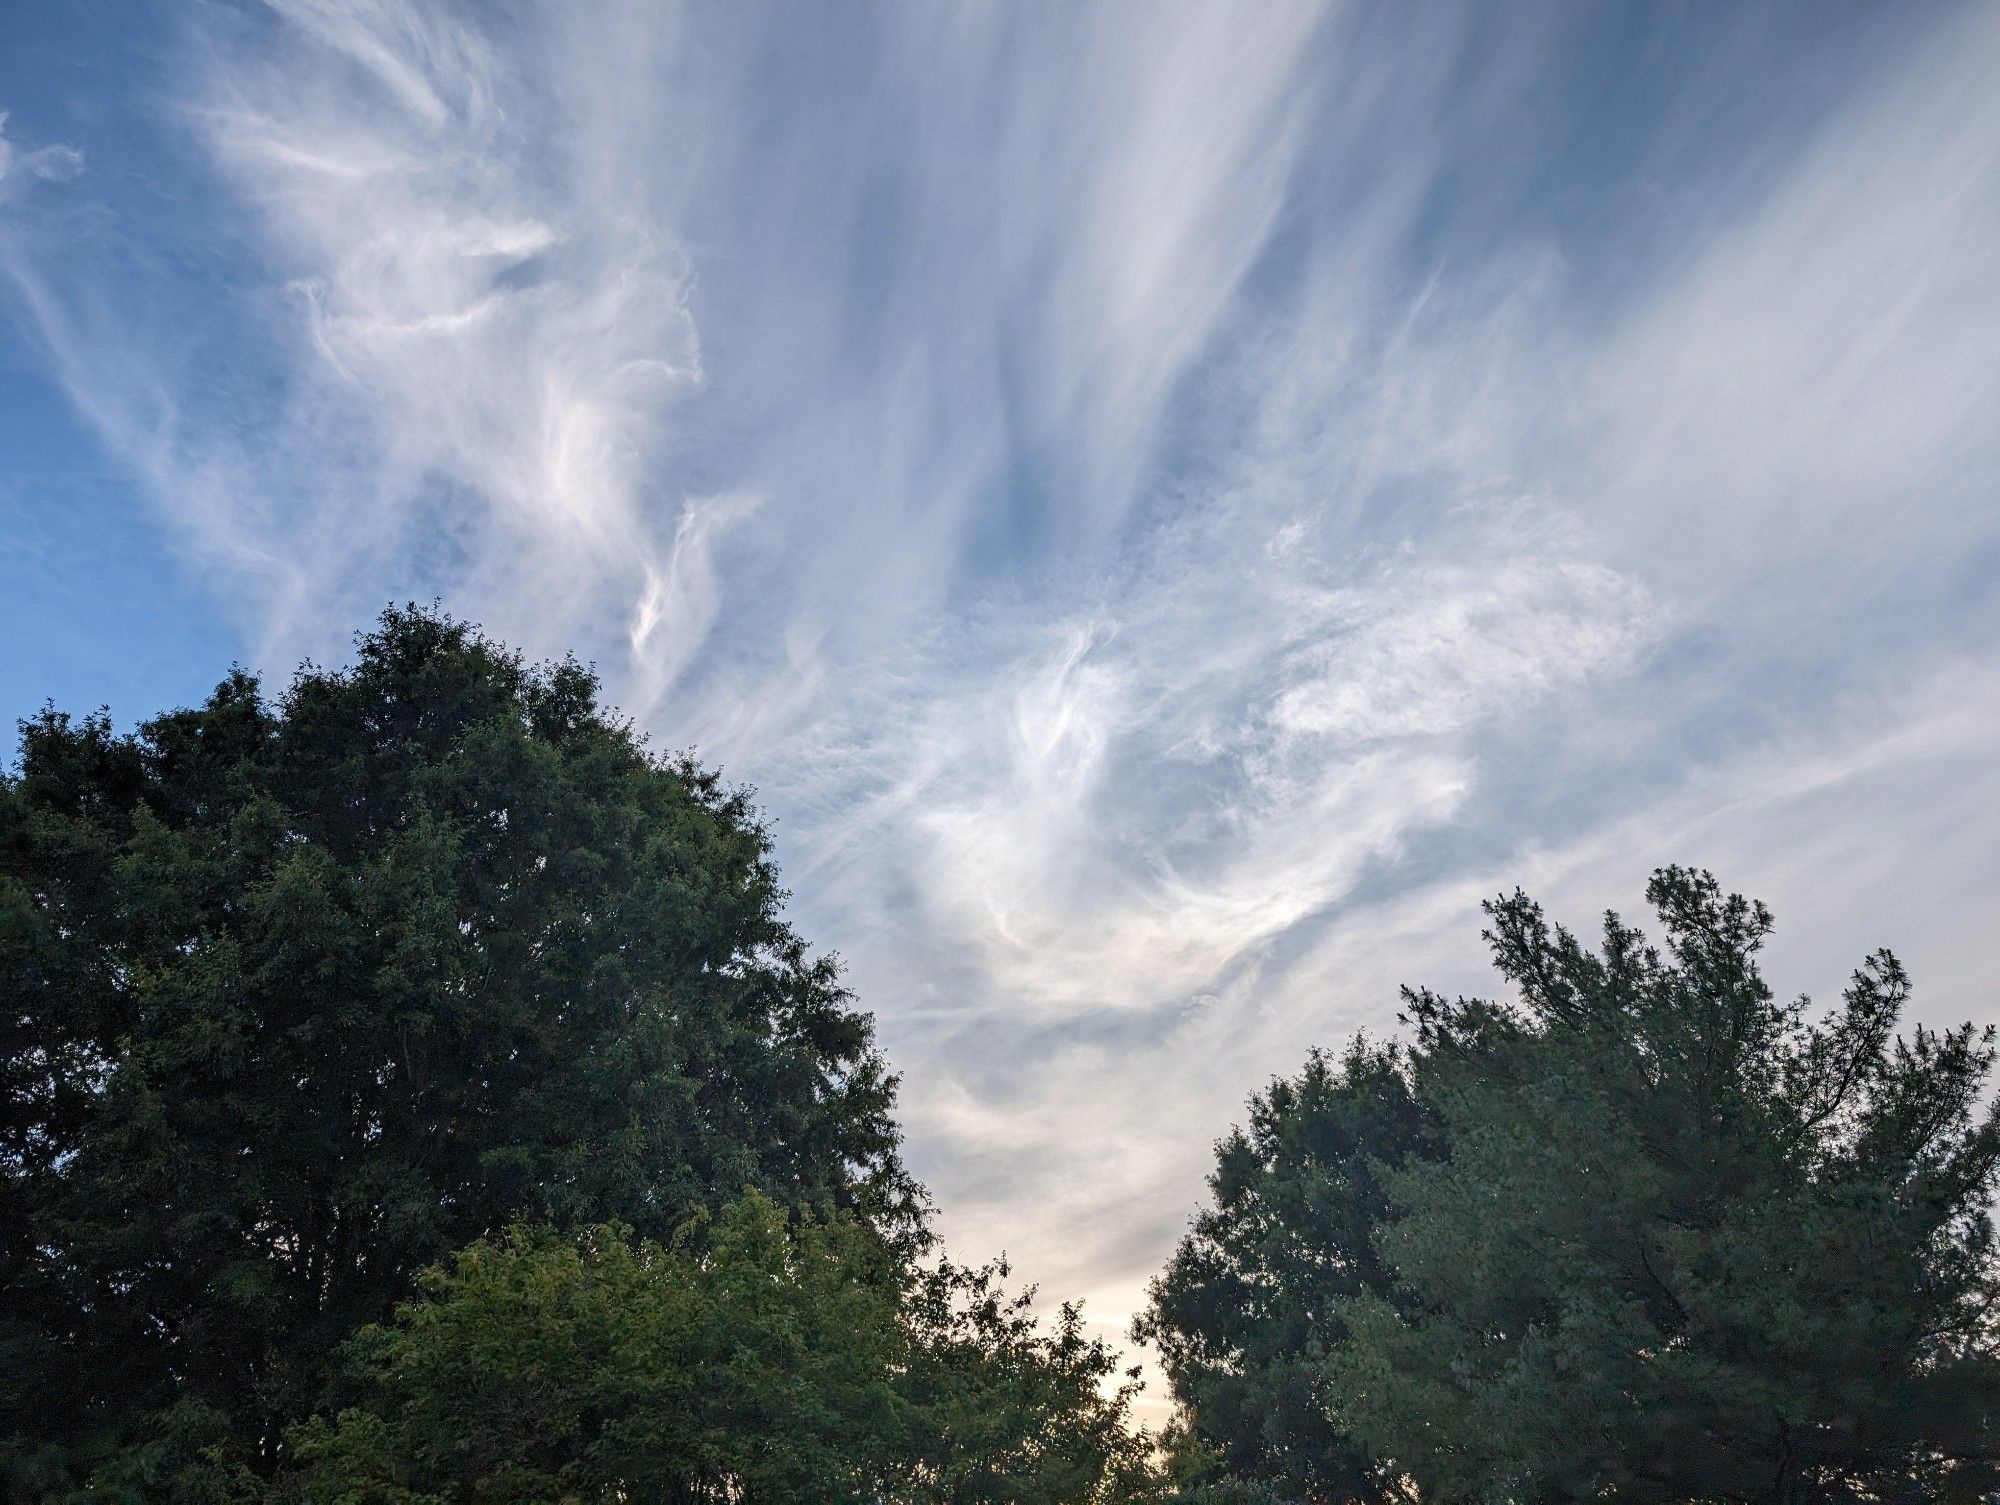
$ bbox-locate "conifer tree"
[1148,869,2000,1503]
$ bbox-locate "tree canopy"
[1144,868,2000,1504]
[1,608,918,1495]
[290,1192,1152,1505]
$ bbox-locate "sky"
[3,0,1999,1418]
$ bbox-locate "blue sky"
[4,1,1999,1400]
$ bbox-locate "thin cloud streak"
[198,0,712,674]
[0,113,84,201]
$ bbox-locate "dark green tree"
[1135,1042,1429,1504]
[1,607,915,1496]
[1147,868,2000,1503]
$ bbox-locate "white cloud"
[193,0,709,683]
[0,113,84,202]
[809,529,1654,1025]
[1572,1,2000,615]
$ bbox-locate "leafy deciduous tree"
[290,1195,906,1505]
[1,608,914,1494]
[290,1193,1156,1505]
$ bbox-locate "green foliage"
[1148,868,2000,1503]
[1135,1041,1429,1504]
[1,608,915,1494]
[287,1193,1154,1505]
[901,1256,1158,1505]
[288,1194,906,1504]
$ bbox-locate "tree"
[289,1195,1157,1505]
[1146,868,2000,1503]
[1135,1042,1429,1504]
[1,607,916,1495]
[289,1195,908,1505]
[900,1256,1158,1505]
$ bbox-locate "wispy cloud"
[195,0,717,670]
[797,508,1654,1027]
[6,3,723,688]
[0,113,83,202]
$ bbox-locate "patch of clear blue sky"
[2,1,248,733]
[0,343,242,732]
